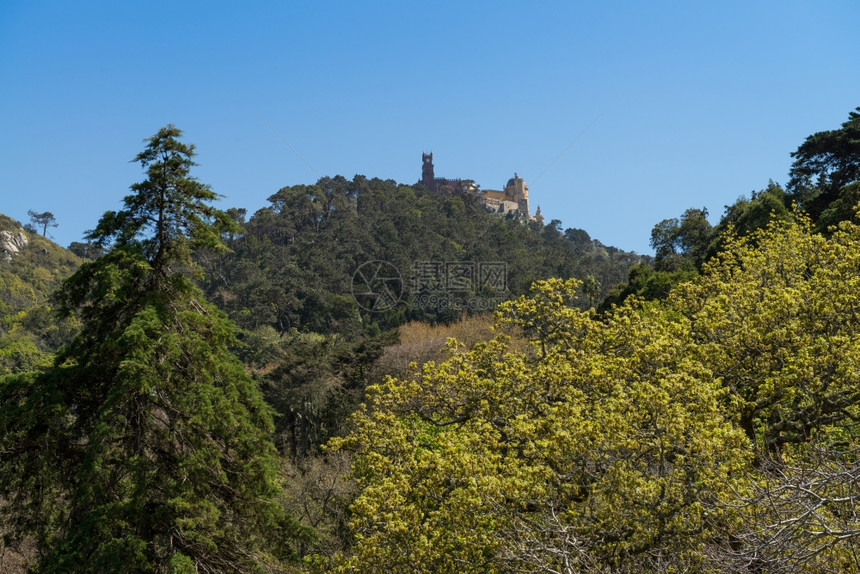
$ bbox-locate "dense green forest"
[195,172,642,458]
[0,216,81,375]
[2,108,860,572]
[201,173,640,333]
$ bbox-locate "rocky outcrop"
[1,229,28,261]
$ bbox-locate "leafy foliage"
[0,215,81,375]
[320,208,860,572]
[600,209,711,310]
[0,126,306,573]
[650,208,713,271]
[324,279,750,572]
[7,110,860,572]
[788,107,860,228]
[193,176,641,462]
[674,213,860,457]
[200,176,640,336]
[712,181,791,243]
[86,126,237,278]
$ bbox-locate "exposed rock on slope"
[0,229,28,261]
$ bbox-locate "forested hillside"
[200,174,639,335]
[0,214,81,376]
[322,213,860,572]
[3,109,860,573]
[0,128,640,572]
[190,174,642,459]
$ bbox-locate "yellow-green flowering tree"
[673,214,860,457]
[324,279,749,573]
[672,214,860,571]
[320,211,860,573]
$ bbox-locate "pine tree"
[1,126,307,573]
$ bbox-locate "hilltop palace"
[420,153,543,223]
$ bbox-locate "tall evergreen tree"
[0,126,306,573]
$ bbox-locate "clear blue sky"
[2,1,859,254]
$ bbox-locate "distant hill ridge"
[198,174,642,335]
[0,213,81,375]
